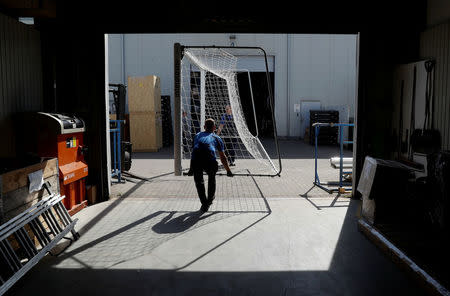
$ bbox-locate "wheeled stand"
[313,123,354,194]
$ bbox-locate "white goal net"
[179,47,280,176]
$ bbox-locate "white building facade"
[108,33,357,138]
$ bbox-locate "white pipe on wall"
[286,34,291,137]
[122,34,126,85]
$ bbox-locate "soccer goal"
[173,44,281,177]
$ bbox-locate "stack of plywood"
[127,75,162,152]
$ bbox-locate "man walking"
[188,118,233,212]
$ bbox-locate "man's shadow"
[152,211,216,234]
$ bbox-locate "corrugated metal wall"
[420,22,450,150]
[0,13,43,157]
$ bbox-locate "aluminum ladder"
[0,185,79,295]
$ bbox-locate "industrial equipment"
[109,84,132,173]
[309,110,339,145]
[26,112,88,211]
[110,119,125,183]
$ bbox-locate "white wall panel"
[108,34,124,84]
[288,35,357,138]
[108,33,357,137]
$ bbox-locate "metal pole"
[339,125,344,188]
[200,70,206,130]
[245,69,258,137]
[236,69,259,137]
[113,124,117,176]
[117,121,122,182]
[174,43,182,176]
[315,125,319,185]
[262,48,282,176]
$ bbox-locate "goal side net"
[174,45,281,176]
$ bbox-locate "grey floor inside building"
[6,140,424,296]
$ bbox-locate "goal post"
[174,44,282,177]
[174,43,182,176]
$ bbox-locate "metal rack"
[110,120,125,183]
[309,110,339,145]
[313,123,355,194]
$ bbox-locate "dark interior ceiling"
[0,0,427,34]
[82,1,426,34]
[0,0,55,18]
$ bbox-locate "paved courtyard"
[6,140,423,295]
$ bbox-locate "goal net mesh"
[180,47,279,175]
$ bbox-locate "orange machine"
[33,112,88,212]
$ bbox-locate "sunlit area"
[103,34,356,274]
[1,1,450,295]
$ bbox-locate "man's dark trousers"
[192,159,218,206]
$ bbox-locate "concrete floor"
[6,140,423,295]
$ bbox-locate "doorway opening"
[104,33,359,197]
[237,72,275,138]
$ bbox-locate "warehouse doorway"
[237,72,275,138]
[104,34,359,197]
[235,55,275,138]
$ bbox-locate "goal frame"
[174,43,282,177]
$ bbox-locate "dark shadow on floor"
[5,198,423,296]
[7,262,423,296]
[152,211,216,234]
[79,169,187,240]
[300,191,350,210]
[76,180,147,237]
[327,198,425,295]
[6,155,427,296]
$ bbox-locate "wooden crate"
[128,75,161,113]
[127,75,162,152]
[129,112,162,152]
[0,158,59,250]
[0,158,59,223]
